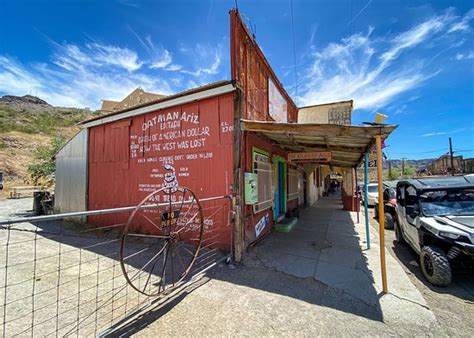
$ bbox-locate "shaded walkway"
[90,196,441,335]
[247,195,437,328]
[251,195,377,306]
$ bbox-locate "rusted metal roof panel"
[241,119,397,168]
[230,9,298,123]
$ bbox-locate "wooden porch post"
[375,135,388,293]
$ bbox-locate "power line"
[387,148,448,155]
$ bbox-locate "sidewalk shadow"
[212,195,384,322]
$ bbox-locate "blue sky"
[0,0,473,160]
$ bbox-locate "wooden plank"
[241,120,397,138]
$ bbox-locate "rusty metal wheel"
[120,186,204,296]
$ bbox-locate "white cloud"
[87,43,143,72]
[52,42,143,73]
[298,9,471,110]
[380,11,451,65]
[179,44,221,77]
[0,41,173,109]
[165,64,182,71]
[448,8,474,33]
[455,51,474,60]
[128,30,181,71]
[150,49,172,69]
[421,128,467,137]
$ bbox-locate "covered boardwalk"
[241,120,396,168]
[240,119,398,293]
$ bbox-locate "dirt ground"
[1,198,473,336]
[367,208,474,336]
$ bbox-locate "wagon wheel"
[120,186,204,296]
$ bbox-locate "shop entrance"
[273,157,286,222]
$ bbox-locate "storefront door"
[273,157,286,221]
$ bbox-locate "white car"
[362,183,378,207]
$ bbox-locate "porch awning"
[241,119,398,168]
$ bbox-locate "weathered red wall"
[87,92,235,248]
[243,132,298,243]
[230,9,298,123]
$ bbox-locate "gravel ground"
[366,207,474,336]
[133,258,442,337]
[0,198,150,337]
[0,198,226,337]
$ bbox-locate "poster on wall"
[255,213,270,238]
[268,78,287,123]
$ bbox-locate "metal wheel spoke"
[179,197,196,224]
[142,257,160,292]
[140,212,164,233]
[176,245,186,270]
[176,243,195,257]
[176,212,199,233]
[129,242,168,283]
[122,246,152,261]
[170,244,175,286]
[126,233,169,239]
[120,185,203,297]
[159,246,169,292]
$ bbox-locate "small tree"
[403,165,415,178]
[387,168,400,180]
[27,136,65,185]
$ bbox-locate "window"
[253,149,273,213]
[288,167,299,201]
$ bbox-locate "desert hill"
[0,94,100,198]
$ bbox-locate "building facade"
[100,88,166,113]
[55,10,395,260]
[427,154,464,175]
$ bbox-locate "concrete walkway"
[249,195,437,329]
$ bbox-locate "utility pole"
[388,159,392,180]
[401,158,406,178]
[449,137,455,176]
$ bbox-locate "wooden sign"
[288,151,332,163]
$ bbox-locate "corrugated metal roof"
[241,119,397,168]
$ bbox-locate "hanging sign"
[288,151,332,163]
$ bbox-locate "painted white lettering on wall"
[142,111,199,131]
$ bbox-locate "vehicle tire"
[394,220,405,244]
[384,213,394,230]
[374,206,379,220]
[420,246,452,287]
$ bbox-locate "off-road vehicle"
[394,176,474,286]
[374,180,398,229]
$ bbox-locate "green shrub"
[27,136,66,184]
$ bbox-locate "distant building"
[100,88,165,113]
[298,100,353,125]
[427,154,464,175]
[463,158,474,174]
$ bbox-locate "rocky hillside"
[0,95,100,197]
[383,158,433,171]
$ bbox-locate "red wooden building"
[55,10,395,260]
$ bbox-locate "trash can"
[33,191,46,215]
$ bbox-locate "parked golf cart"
[394,176,474,286]
[374,180,398,229]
